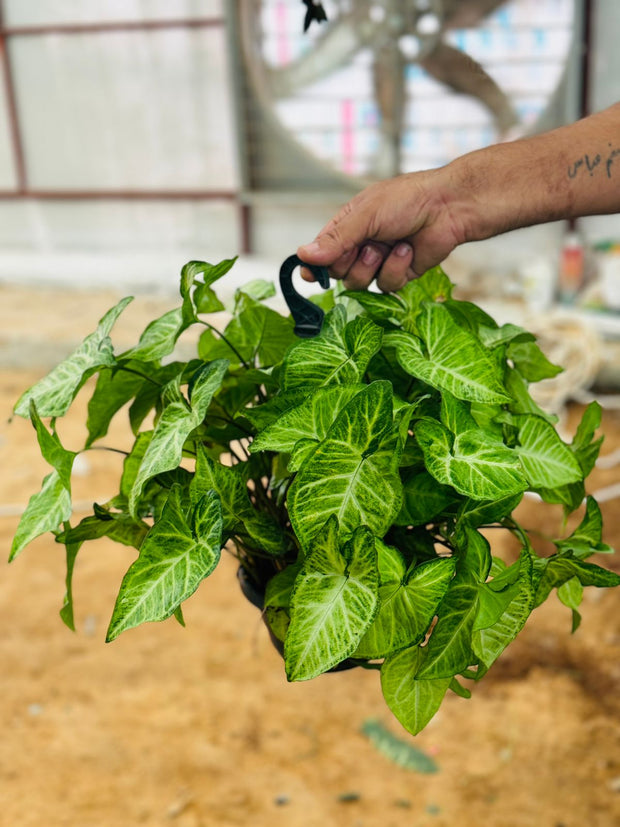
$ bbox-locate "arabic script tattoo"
[568,143,620,180]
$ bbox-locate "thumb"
[297,216,359,267]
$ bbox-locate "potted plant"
[9,257,619,735]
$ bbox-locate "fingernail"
[361,245,381,266]
[394,242,412,257]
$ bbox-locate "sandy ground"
[0,286,619,827]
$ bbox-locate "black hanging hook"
[279,254,330,338]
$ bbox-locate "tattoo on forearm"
[568,144,620,180]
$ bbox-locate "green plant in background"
[10,259,619,735]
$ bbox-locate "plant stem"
[116,365,162,387]
[199,319,250,369]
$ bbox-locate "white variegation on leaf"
[280,315,382,390]
[355,543,456,658]
[416,581,480,679]
[288,382,402,548]
[250,384,365,455]
[129,359,228,514]
[14,297,132,418]
[10,472,72,561]
[393,303,509,403]
[107,486,223,641]
[415,420,527,501]
[284,519,378,680]
[514,414,582,489]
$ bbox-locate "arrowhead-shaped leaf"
[107,486,223,640]
[391,303,508,403]
[250,384,365,455]
[415,420,527,501]
[10,472,72,561]
[507,340,562,382]
[514,414,582,489]
[555,496,612,557]
[281,315,382,391]
[416,581,480,679]
[395,470,457,527]
[288,381,402,548]
[355,545,455,658]
[533,553,620,607]
[14,297,132,418]
[129,359,228,513]
[10,407,77,560]
[122,308,189,363]
[473,548,535,672]
[381,645,452,736]
[284,520,378,680]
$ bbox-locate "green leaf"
[191,444,249,534]
[85,363,148,447]
[288,382,402,549]
[14,297,132,418]
[360,719,439,773]
[10,472,72,561]
[396,266,453,332]
[341,290,406,324]
[440,392,478,434]
[391,304,509,403]
[478,323,533,349]
[106,486,223,641]
[250,384,365,454]
[57,508,148,549]
[243,388,309,431]
[264,564,301,642]
[472,548,535,672]
[235,279,276,302]
[395,470,457,527]
[59,533,81,631]
[29,402,76,488]
[415,420,527,501]
[284,520,378,680]
[122,308,190,363]
[10,408,77,560]
[381,646,452,736]
[129,360,228,514]
[555,496,612,558]
[416,581,480,679]
[505,368,557,423]
[456,526,492,583]
[558,577,583,632]
[281,315,382,391]
[569,401,603,477]
[355,547,455,659]
[193,283,225,314]
[456,493,524,528]
[191,445,286,555]
[182,257,237,288]
[507,340,562,382]
[214,295,296,367]
[534,553,620,607]
[514,414,583,489]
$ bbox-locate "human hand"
[297,167,466,292]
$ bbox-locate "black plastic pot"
[237,566,359,673]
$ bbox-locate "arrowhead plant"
[10,259,619,735]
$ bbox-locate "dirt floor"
[0,286,619,827]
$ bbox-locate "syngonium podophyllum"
[10,259,620,735]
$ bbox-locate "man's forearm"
[448,102,620,244]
